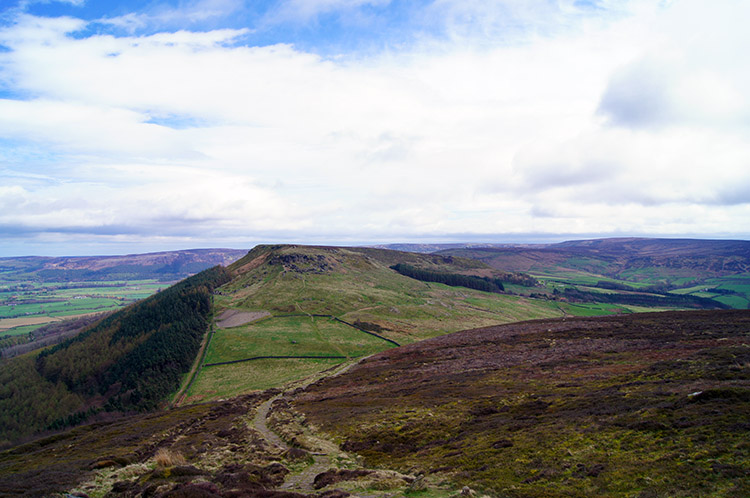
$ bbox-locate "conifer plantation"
[0,266,230,444]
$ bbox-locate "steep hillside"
[0,266,230,445]
[295,309,750,497]
[183,245,574,403]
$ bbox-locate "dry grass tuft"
[154,448,186,468]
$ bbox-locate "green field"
[205,315,390,363]
[185,357,346,402]
[0,280,167,337]
[529,269,750,310]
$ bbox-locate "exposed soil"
[215,309,271,328]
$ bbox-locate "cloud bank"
[0,0,749,255]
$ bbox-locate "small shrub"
[154,448,187,468]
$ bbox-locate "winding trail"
[250,356,374,492]
[281,452,331,492]
[252,395,286,449]
[253,394,331,493]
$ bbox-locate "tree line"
[37,265,231,414]
[0,265,233,443]
[558,287,729,309]
[391,263,505,293]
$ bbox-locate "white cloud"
[1,0,749,255]
[598,0,750,129]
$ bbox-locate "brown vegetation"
[293,310,750,497]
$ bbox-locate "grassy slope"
[218,245,564,343]
[294,309,750,498]
[204,315,389,362]
[187,245,572,401]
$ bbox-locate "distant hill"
[368,243,520,253]
[439,237,750,309]
[0,248,247,282]
[0,248,248,353]
[439,237,750,275]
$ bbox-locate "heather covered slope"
[294,309,750,497]
[0,310,747,497]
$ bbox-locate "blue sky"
[1,0,749,256]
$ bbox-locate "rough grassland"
[295,310,750,498]
[217,245,569,344]
[184,357,346,403]
[205,315,388,364]
[192,244,703,403]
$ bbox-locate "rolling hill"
[439,238,750,309]
[2,242,737,446]
[0,244,557,445]
[0,249,247,282]
[181,244,572,403]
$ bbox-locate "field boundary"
[204,354,348,367]
[172,322,216,407]
[178,312,401,405]
[275,313,401,347]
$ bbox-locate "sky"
[0,0,749,256]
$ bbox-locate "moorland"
[0,239,747,497]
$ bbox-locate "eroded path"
[280,453,331,492]
[252,395,286,449]
[251,360,368,492]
